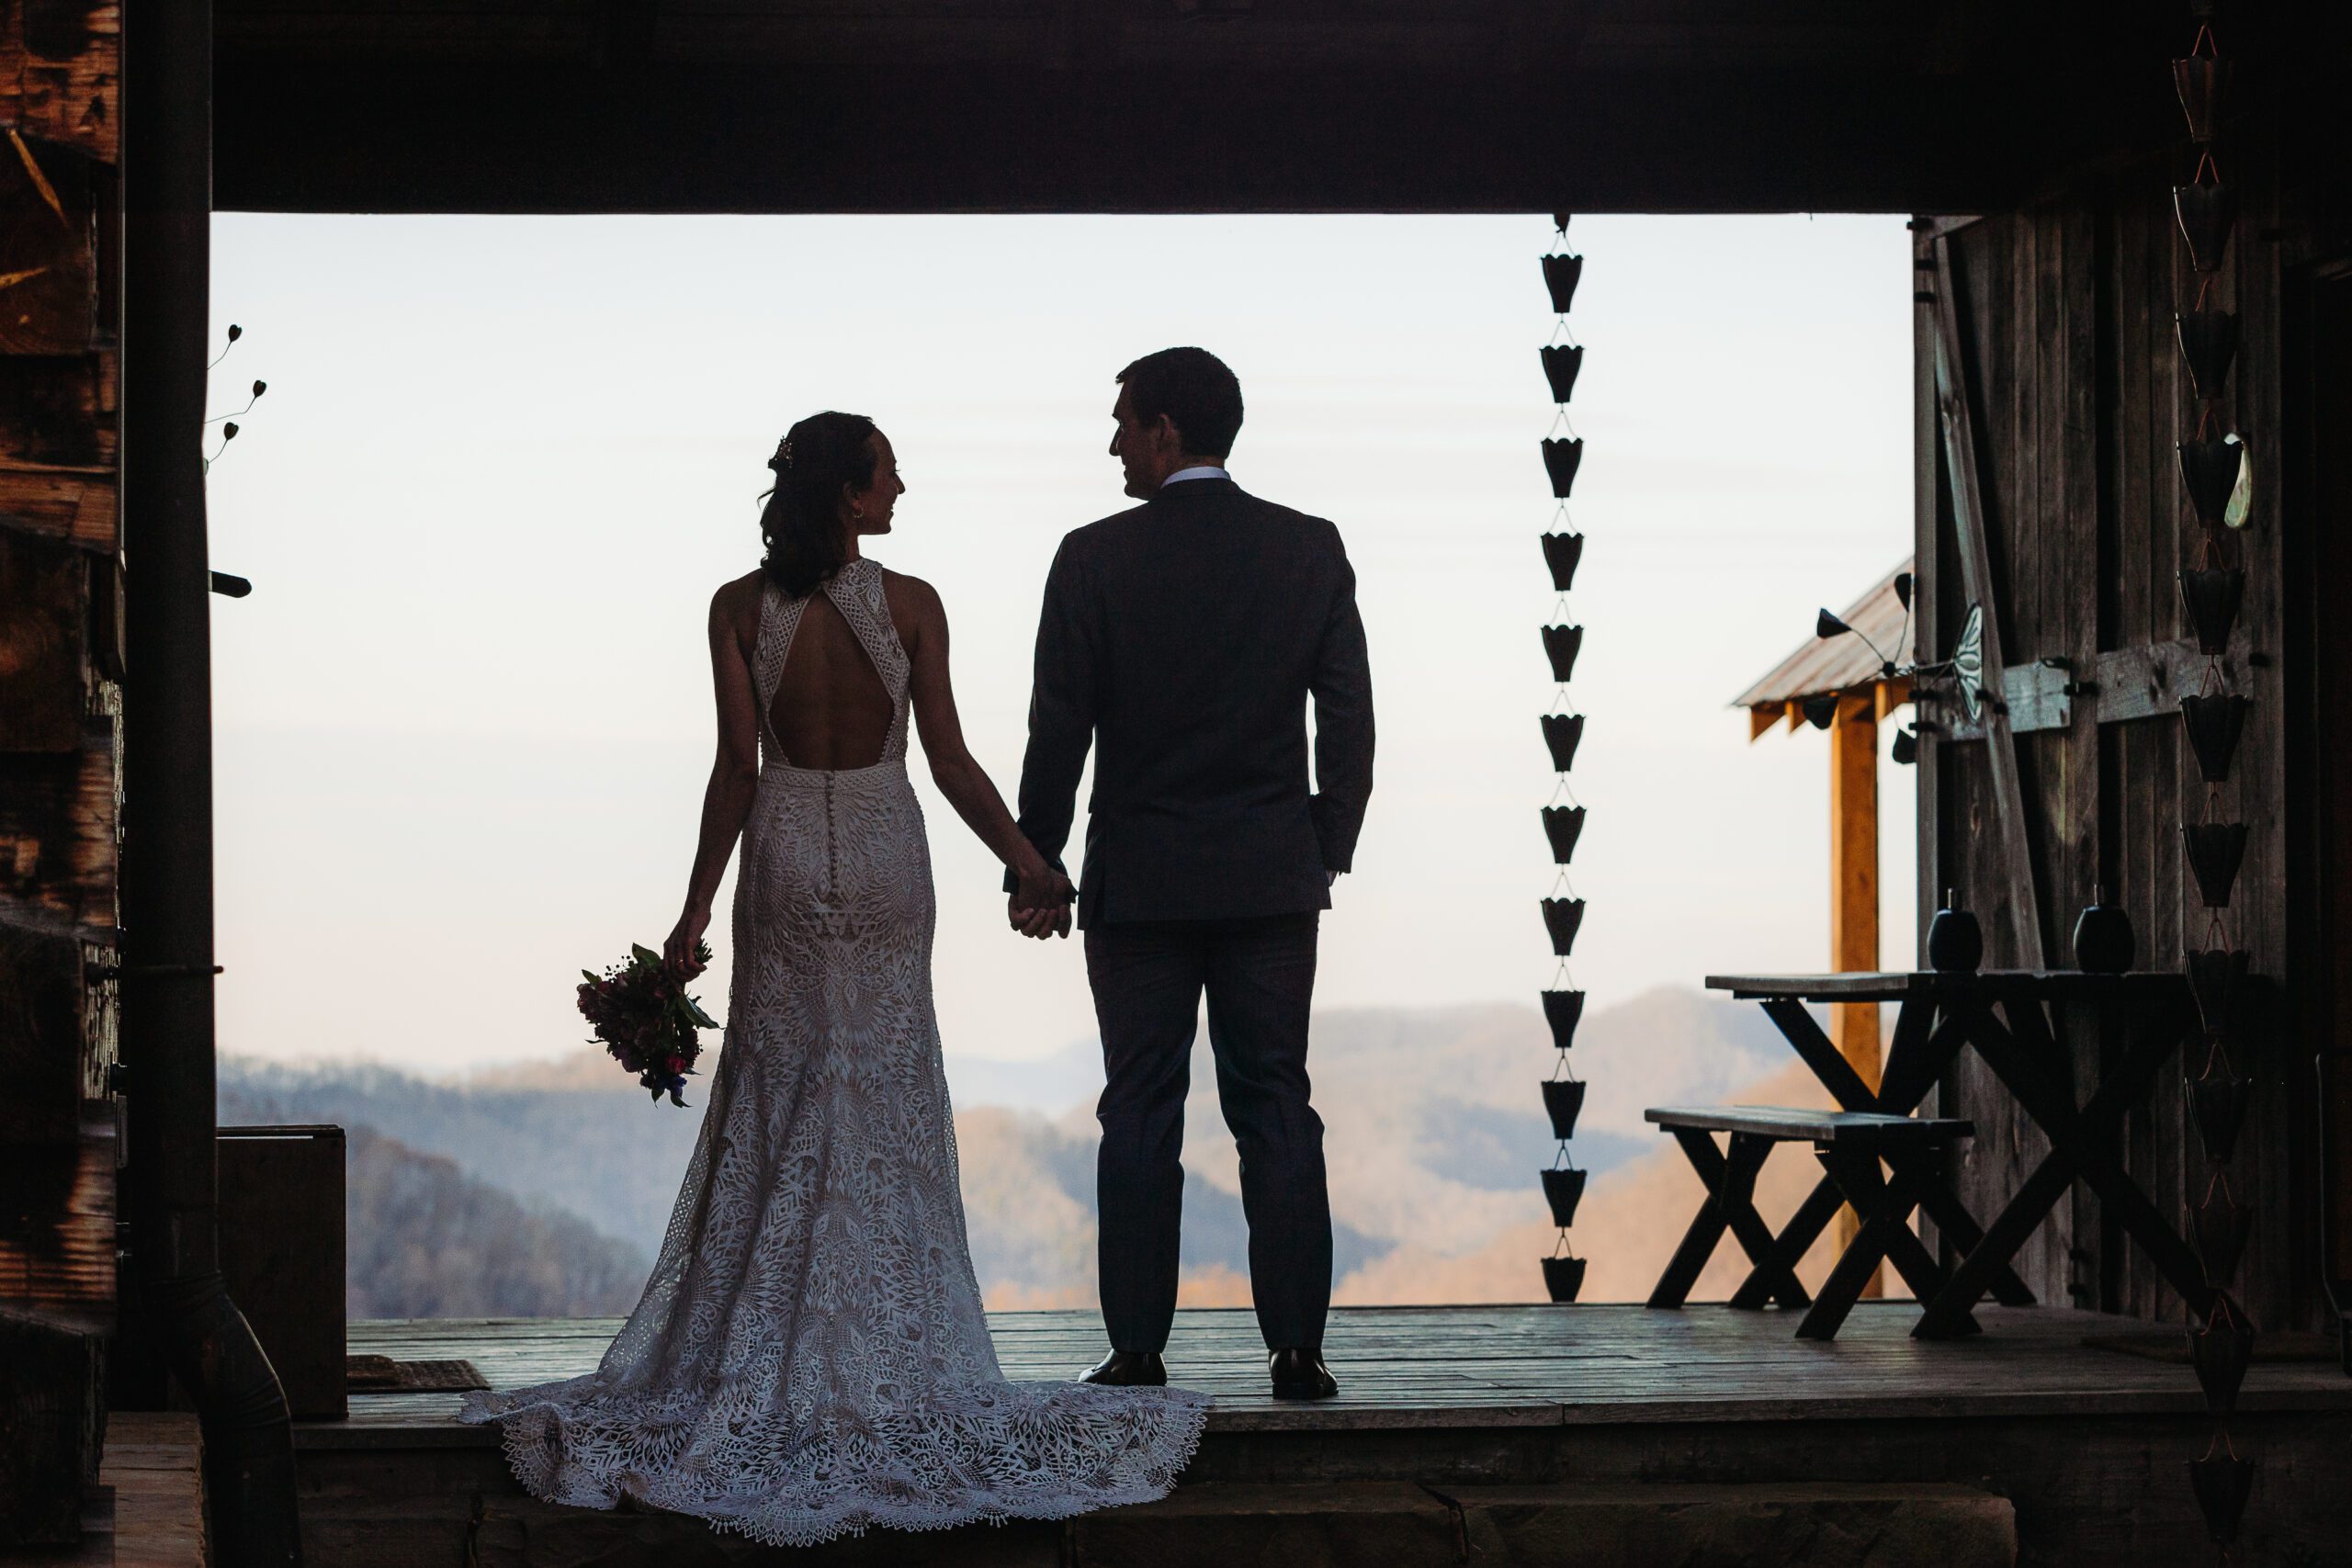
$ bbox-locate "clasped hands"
[1007,852,1075,941]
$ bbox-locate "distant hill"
[221,986,1814,1314]
[343,1127,650,1318]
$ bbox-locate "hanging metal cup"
[1542,897,1587,957]
[1543,805,1587,865]
[1542,988,1586,1050]
[2192,1192,2254,1286]
[1543,252,1584,314]
[2181,822,2249,909]
[1541,1166,1588,1227]
[1541,343,1585,404]
[2188,1071,2251,1166]
[2188,1453,2256,1546]
[1542,712,1585,773]
[2176,310,2239,401]
[2179,694,2252,784]
[1543,436,1584,499]
[2174,176,2238,275]
[2186,947,2251,1038]
[2176,567,2245,657]
[1542,1077,1586,1140]
[1543,531,1584,592]
[2187,1300,2256,1415]
[2173,53,2226,143]
[1543,624,1584,683]
[1541,1253,1587,1303]
[2177,436,2244,528]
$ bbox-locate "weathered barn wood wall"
[0,0,119,1546]
[1914,106,2335,1332]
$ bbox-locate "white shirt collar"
[1160,465,1229,488]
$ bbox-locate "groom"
[1006,347,1374,1401]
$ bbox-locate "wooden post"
[0,1,122,1545]
[1828,692,1883,1292]
[1930,235,2045,969]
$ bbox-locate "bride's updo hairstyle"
[760,411,878,600]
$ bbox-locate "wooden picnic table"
[1702,970,2207,1339]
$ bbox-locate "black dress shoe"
[1269,1347,1338,1401]
[1080,1349,1168,1387]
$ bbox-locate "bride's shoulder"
[711,568,765,611]
[707,569,766,634]
[876,567,945,646]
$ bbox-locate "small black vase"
[1927,891,1983,974]
[2072,887,2135,974]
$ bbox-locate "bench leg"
[1728,1175,1838,1311]
[1714,1134,1812,1311]
[1798,1145,1979,1341]
[1647,1131,1734,1309]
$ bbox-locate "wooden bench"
[1644,1105,1976,1340]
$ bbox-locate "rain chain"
[1538,213,1589,1304]
[2169,10,2258,1554]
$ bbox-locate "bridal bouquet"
[578,942,719,1106]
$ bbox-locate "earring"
[852,506,866,520]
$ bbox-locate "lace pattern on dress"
[462,558,1209,1546]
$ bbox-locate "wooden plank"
[100,1412,207,1568]
[0,463,117,547]
[0,1104,114,1315]
[322,1305,2352,1447]
[0,1303,106,1544]
[1826,694,1882,1092]
[1644,1107,1968,1145]
[0,3,122,164]
[0,919,84,1143]
[0,349,114,470]
[0,527,89,752]
[1931,232,2044,968]
[0,712,118,935]
[1939,657,2073,739]
[0,130,98,354]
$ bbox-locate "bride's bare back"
[766,588,895,771]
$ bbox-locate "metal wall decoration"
[2166,9,2259,1551]
[1538,213,1588,1304]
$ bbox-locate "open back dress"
[463,558,1210,1546]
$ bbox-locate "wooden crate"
[218,1125,346,1420]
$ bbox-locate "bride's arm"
[664,581,763,976]
[897,575,1071,938]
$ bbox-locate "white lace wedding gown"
[463,559,1209,1545]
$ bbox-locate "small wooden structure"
[1734,561,1918,1102]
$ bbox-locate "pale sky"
[204,213,1917,1077]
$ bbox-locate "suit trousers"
[1084,911,1331,1355]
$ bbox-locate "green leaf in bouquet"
[684,996,719,1030]
[630,942,661,965]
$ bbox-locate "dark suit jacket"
[1011,476,1374,928]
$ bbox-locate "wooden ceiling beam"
[211,54,2174,214]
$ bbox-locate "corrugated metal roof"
[1733,558,1917,709]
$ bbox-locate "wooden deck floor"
[302,1305,2352,1566]
[322,1302,2350,1443]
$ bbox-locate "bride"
[463,412,1210,1545]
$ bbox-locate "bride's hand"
[665,904,712,979]
[1009,861,1074,941]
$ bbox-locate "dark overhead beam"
[213,57,2174,216]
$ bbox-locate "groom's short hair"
[1117,348,1243,459]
